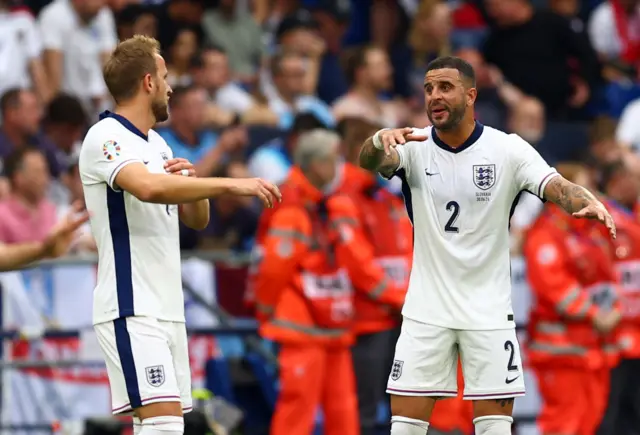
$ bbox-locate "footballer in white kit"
[78,37,280,433]
[359,56,616,435]
[80,111,193,415]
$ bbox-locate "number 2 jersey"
[387,122,557,330]
[79,111,184,325]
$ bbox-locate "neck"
[2,125,28,148]
[352,85,378,100]
[114,103,154,137]
[277,88,296,105]
[171,123,197,145]
[435,116,477,148]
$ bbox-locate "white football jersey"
[79,111,184,325]
[390,123,557,330]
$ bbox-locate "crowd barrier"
[0,253,541,434]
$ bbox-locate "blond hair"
[103,35,161,103]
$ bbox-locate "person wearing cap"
[250,129,359,435]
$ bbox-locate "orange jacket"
[251,167,357,346]
[607,200,640,358]
[337,163,412,334]
[523,204,619,369]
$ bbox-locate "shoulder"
[621,98,640,118]
[269,204,311,230]
[589,2,612,25]
[149,129,169,147]
[9,9,37,26]
[82,119,122,146]
[39,0,70,23]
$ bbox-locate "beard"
[427,103,466,131]
[152,99,169,123]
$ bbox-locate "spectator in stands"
[0,0,51,104]
[0,147,57,244]
[38,0,117,116]
[198,161,260,252]
[266,51,334,129]
[590,116,626,164]
[201,0,265,85]
[56,159,96,253]
[167,27,199,87]
[0,89,60,179]
[190,45,256,117]
[333,46,406,128]
[507,97,546,145]
[159,85,248,177]
[588,0,640,66]
[483,0,600,120]
[247,112,326,184]
[391,0,453,102]
[616,95,640,152]
[43,94,88,172]
[114,3,158,41]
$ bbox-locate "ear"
[467,87,477,107]
[142,73,154,93]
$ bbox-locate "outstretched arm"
[359,136,400,178]
[543,175,616,238]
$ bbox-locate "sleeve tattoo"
[358,136,399,177]
[543,175,599,214]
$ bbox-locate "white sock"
[390,416,430,434]
[139,416,184,434]
[133,417,142,435]
[473,415,513,435]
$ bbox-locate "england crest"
[391,360,403,381]
[473,164,496,190]
[145,365,165,387]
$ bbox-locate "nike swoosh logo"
[425,170,439,176]
[505,376,520,384]
[143,161,150,165]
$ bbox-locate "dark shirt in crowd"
[483,11,600,120]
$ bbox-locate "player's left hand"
[164,158,196,177]
[573,202,617,239]
[43,201,91,258]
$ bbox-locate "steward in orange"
[524,201,621,435]
[251,129,359,435]
[596,159,640,435]
[337,161,412,435]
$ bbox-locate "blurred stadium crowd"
[4,0,640,434]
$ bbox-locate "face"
[7,91,42,136]
[424,68,474,131]
[200,50,229,90]
[14,151,50,202]
[149,55,172,122]
[416,3,452,43]
[173,88,207,131]
[275,56,306,96]
[508,97,545,143]
[362,48,393,91]
[171,29,197,65]
[310,143,340,187]
[72,0,106,21]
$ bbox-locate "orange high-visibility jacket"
[524,204,620,369]
[251,168,357,346]
[607,200,640,359]
[337,163,413,334]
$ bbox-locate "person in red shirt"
[524,164,622,435]
[596,158,640,435]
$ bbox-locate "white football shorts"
[387,316,526,400]
[94,316,193,414]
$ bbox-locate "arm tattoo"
[358,136,398,177]
[495,398,515,408]
[544,176,598,214]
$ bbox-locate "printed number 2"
[504,340,519,372]
[444,201,460,233]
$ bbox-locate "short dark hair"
[189,45,225,70]
[3,146,45,182]
[168,84,198,109]
[291,113,326,134]
[46,94,87,127]
[0,88,24,115]
[425,56,476,88]
[344,45,376,87]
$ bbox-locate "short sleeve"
[79,128,143,190]
[38,5,65,50]
[509,134,558,199]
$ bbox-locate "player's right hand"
[378,127,428,156]
[230,178,282,208]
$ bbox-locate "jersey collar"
[99,111,148,142]
[431,121,484,154]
